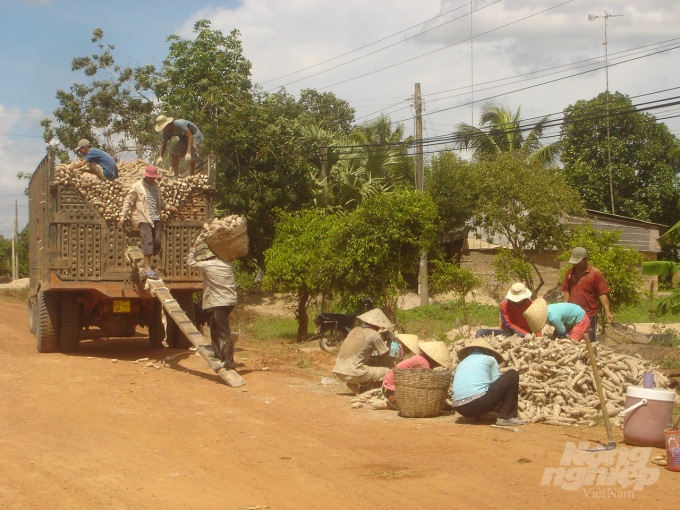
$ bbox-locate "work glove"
[184,153,192,163]
[155,156,163,166]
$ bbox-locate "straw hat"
[419,341,452,369]
[505,282,532,302]
[154,114,174,132]
[457,338,504,365]
[357,308,394,329]
[74,138,91,151]
[523,297,548,333]
[396,334,421,355]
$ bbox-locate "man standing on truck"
[186,239,238,371]
[117,165,177,279]
[72,139,118,181]
[154,114,204,177]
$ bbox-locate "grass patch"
[659,357,680,370]
[0,287,29,302]
[245,315,302,342]
[397,301,498,341]
[616,297,680,323]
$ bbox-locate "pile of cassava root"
[53,160,211,222]
[448,334,675,428]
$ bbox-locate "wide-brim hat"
[396,334,421,355]
[357,308,394,329]
[457,338,504,365]
[74,138,91,151]
[143,165,162,179]
[154,114,174,132]
[569,247,588,264]
[523,297,548,333]
[506,282,532,302]
[419,341,452,369]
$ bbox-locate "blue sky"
[1,0,680,238]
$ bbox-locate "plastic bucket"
[622,386,675,448]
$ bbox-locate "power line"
[317,0,575,91]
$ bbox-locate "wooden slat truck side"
[27,152,215,353]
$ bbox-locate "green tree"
[425,151,479,235]
[263,210,337,341]
[560,91,680,224]
[298,89,355,134]
[454,102,560,165]
[330,189,439,318]
[558,224,643,312]
[472,153,585,293]
[430,259,483,324]
[305,115,414,212]
[42,28,157,162]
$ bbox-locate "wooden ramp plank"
[126,249,244,387]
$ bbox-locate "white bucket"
[621,386,675,448]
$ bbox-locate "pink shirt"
[382,354,431,391]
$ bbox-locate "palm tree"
[455,102,560,166]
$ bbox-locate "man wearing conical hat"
[333,308,394,394]
[452,338,524,426]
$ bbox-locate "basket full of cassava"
[202,215,249,262]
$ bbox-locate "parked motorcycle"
[312,298,375,352]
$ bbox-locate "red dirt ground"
[0,299,677,510]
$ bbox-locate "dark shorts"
[139,220,162,256]
[170,137,201,161]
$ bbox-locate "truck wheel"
[166,293,196,349]
[36,291,59,353]
[148,301,165,349]
[59,293,81,352]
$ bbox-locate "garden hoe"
[582,335,617,452]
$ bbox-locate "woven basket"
[604,322,651,346]
[204,220,249,262]
[394,368,452,418]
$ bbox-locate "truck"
[27,151,215,353]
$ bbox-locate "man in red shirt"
[561,247,613,342]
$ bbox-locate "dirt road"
[0,299,676,509]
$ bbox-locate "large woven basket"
[204,220,249,262]
[604,322,651,346]
[394,368,452,418]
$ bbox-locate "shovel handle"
[583,335,616,445]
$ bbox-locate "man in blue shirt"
[72,139,118,180]
[154,114,204,176]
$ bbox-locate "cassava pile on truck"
[27,152,215,353]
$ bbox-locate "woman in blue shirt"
[452,338,524,426]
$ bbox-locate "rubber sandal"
[144,269,159,280]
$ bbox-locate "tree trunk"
[296,286,310,342]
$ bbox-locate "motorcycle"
[312,298,375,352]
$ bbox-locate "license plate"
[113,300,131,313]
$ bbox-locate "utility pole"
[589,10,622,214]
[14,200,18,279]
[414,83,428,306]
[11,220,16,281]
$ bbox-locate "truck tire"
[148,301,165,349]
[59,293,81,352]
[36,291,59,353]
[166,293,197,349]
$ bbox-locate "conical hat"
[396,334,421,355]
[357,308,394,329]
[418,341,452,368]
[457,338,504,365]
[523,297,548,333]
